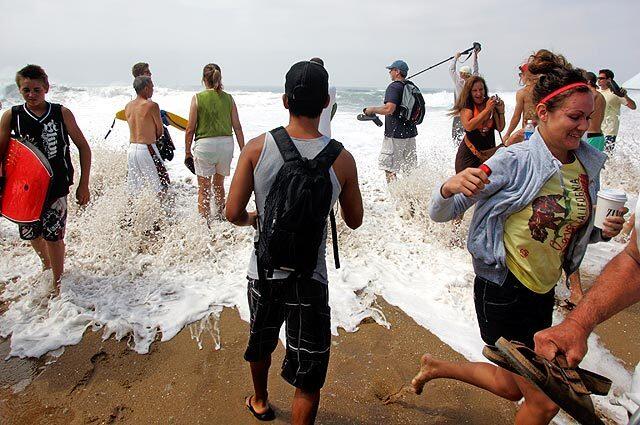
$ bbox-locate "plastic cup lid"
[597,189,627,203]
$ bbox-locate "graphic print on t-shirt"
[41,121,59,159]
[503,160,591,293]
[527,173,590,251]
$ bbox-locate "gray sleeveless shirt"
[247,131,342,284]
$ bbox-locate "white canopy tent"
[623,72,640,90]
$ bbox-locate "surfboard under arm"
[115,110,188,132]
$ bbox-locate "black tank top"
[10,103,74,200]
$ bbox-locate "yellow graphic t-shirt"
[504,159,591,294]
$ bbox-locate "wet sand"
[1,300,516,424]
[1,295,638,425]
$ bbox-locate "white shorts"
[127,143,170,194]
[378,137,417,173]
[193,136,234,177]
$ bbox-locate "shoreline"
[1,299,517,424]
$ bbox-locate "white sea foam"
[1,84,639,423]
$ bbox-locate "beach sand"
[1,300,518,424]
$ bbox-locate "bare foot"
[411,354,439,395]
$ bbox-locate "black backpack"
[398,80,426,125]
[256,126,343,280]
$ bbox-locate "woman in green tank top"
[185,63,245,223]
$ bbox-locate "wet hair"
[527,49,589,111]
[450,75,489,116]
[203,63,223,91]
[599,69,614,79]
[132,62,150,78]
[15,64,49,88]
[309,57,324,66]
[133,76,152,94]
[585,71,598,88]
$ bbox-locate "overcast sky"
[1,0,639,90]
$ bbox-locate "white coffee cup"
[594,189,627,229]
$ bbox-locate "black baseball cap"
[285,61,329,103]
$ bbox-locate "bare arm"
[150,102,163,139]
[334,150,363,229]
[185,95,197,158]
[62,107,92,205]
[624,92,637,110]
[472,50,479,75]
[535,230,640,366]
[460,103,494,132]
[225,135,263,226]
[230,97,245,150]
[0,109,12,160]
[364,102,396,117]
[449,53,460,84]
[504,90,524,140]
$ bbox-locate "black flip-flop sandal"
[495,338,606,425]
[245,395,275,421]
[356,113,383,127]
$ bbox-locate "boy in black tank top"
[0,65,92,294]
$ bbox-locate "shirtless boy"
[125,76,169,194]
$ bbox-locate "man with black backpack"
[225,61,363,424]
[364,59,423,183]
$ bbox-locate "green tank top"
[195,90,233,139]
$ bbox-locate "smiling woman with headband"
[410,49,627,424]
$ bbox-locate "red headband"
[538,82,589,105]
[519,63,529,73]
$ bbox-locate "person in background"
[450,48,480,145]
[185,63,244,222]
[451,76,505,173]
[598,68,637,153]
[504,63,537,142]
[310,57,337,139]
[363,60,418,183]
[125,76,169,196]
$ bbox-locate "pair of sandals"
[484,338,612,425]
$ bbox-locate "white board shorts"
[193,136,234,177]
[378,136,417,173]
[127,143,170,194]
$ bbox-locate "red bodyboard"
[1,138,53,223]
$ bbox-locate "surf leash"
[103,118,116,140]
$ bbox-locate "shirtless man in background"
[504,63,537,142]
[125,76,169,195]
[583,72,607,152]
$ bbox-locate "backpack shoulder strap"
[270,126,302,162]
[313,139,344,170]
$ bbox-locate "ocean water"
[1,83,639,423]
